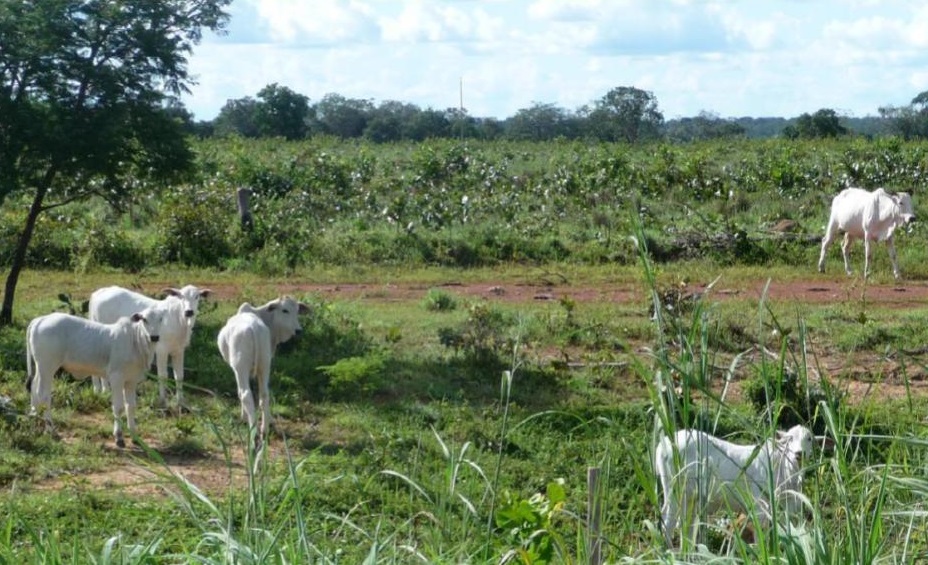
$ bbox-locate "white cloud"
[252,0,378,44]
[181,0,928,121]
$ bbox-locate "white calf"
[89,285,212,407]
[217,296,310,439]
[655,425,814,547]
[818,187,916,279]
[25,310,166,447]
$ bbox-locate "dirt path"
[176,277,928,308]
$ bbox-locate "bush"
[154,185,234,267]
[74,220,149,272]
[319,353,387,399]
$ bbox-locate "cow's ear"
[267,301,279,312]
[163,288,181,297]
[131,312,145,322]
[200,289,213,299]
[298,302,311,315]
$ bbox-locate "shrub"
[423,288,458,312]
[154,185,234,267]
[319,353,387,399]
[74,220,149,272]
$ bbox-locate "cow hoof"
[116,437,126,448]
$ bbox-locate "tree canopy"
[0,0,231,324]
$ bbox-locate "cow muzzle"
[184,310,195,318]
[151,335,160,343]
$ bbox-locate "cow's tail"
[24,319,36,392]
[252,324,271,389]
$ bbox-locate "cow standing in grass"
[88,285,212,409]
[217,296,310,443]
[818,187,916,279]
[26,309,166,447]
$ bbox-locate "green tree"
[213,96,260,137]
[312,93,373,138]
[664,111,746,142]
[406,107,452,140]
[255,83,310,140]
[364,100,421,142]
[584,86,664,143]
[782,108,848,139]
[505,102,577,141]
[879,91,928,140]
[0,0,231,325]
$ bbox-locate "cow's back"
[30,314,118,378]
[219,313,271,378]
[89,286,156,324]
[828,187,875,235]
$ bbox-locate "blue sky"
[180,0,928,121]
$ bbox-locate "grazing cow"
[818,187,916,279]
[89,285,212,407]
[217,296,310,441]
[655,425,814,547]
[25,309,166,447]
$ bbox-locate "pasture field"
[2,259,928,562]
[3,137,928,562]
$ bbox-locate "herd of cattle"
[15,186,918,546]
[23,285,309,448]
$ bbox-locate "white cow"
[818,187,916,279]
[655,425,814,547]
[217,296,310,441]
[88,285,212,407]
[25,309,166,447]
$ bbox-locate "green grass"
[2,261,928,562]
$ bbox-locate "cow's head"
[894,192,916,225]
[164,285,213,322]
[131,307,167,343]
[265,296,311,348]
[777,425,814,466]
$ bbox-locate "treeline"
[173,84,928,143]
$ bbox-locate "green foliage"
[495,479,572,564]
[154,184,234,267]
[318,353,387,399]
[438,302,515,367]
[423,288,459,312]
[74,218,150,273]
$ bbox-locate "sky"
[180,0,928,122]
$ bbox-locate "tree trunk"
[0,184,48,325]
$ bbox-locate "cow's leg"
[841,233,855,275]
[886,236,901,279]
[257,363,272,439]
[155,351,169,409]
[30,366,54,430]
[110,374,126,447]
[863,236,873,278]
[235,365,257,429]
[818,222,837,273]
[172,350,186,410]
[124,379,139,444]
[661,487,678,548]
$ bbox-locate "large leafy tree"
[213,96,260,137]
[255,83,311,140]
[584,86,664,143]
[505,102,578,141]
[312,93,373,138]
[0,0,231,325]
[782,108,848,139]
[879,90,928,140]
